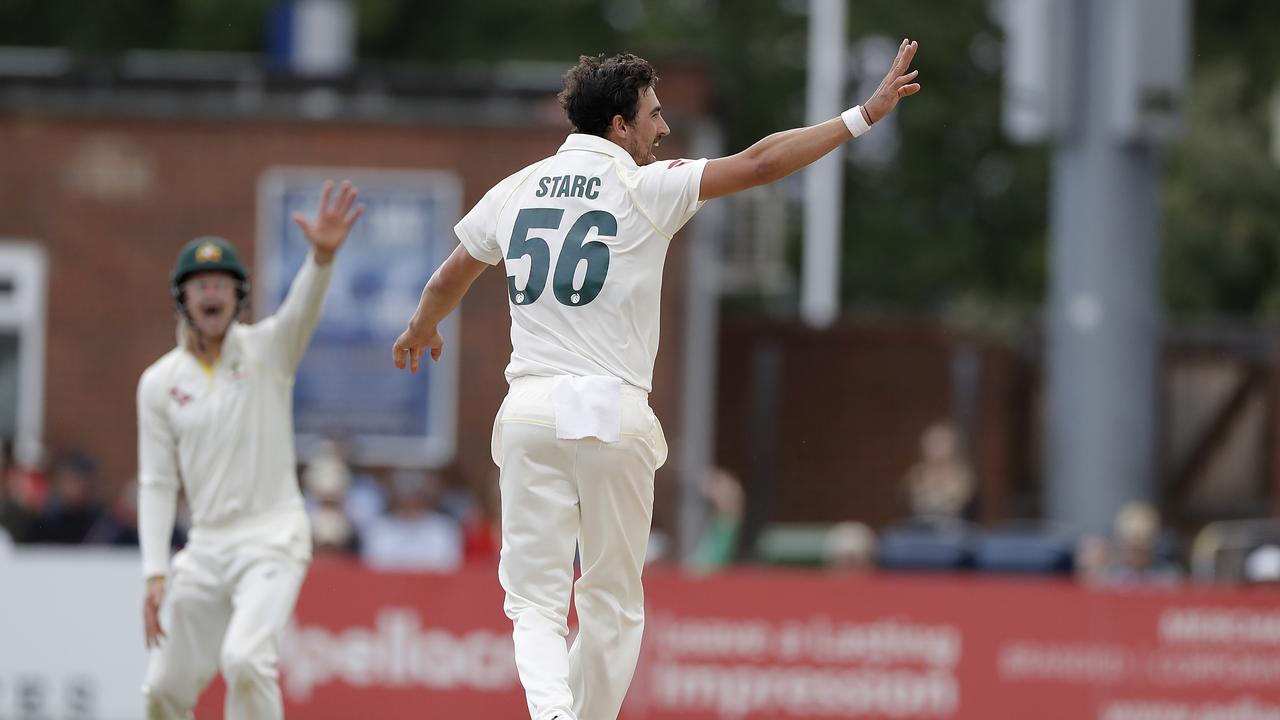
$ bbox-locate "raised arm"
[391,242,491,373]
[699,38,920,201]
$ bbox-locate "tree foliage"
[1162,1,1280,320]
[1164,61,1280,319]
[1,0,1275,320]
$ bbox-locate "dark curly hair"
[557,53,659,137]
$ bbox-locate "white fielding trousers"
[493,376,668,720]
[142,510,310,720]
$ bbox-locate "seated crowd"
[0,438,499,572]
[2,431,1276,583]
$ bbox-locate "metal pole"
[800,0,847,328]
[677,123,727,564]
[1044,0,1184,533]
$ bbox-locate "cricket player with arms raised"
[136,181,363,719]
[392,41,920,720]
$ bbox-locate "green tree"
[1160,0,1280,320]
[0,0,265,53]
[1163,61,1280,319]
[4,0,1275,322]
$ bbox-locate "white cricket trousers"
[142,509,310,720]
[493,376,668,720]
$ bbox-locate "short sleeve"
[454,184,506,265]
[630,157,709,239]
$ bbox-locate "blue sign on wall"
[256,168,461,467]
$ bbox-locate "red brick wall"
[714,320,1018,529]
[0,112,697,511]
[0,67,1024,536]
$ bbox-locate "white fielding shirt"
[136,253,333,578]
[455,133,706,392]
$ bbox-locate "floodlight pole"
[1042,0,1190,532]
[800,0,847,329]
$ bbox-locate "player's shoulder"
[636,157,705,177]
[613,157,705,192]
[138,347,184,392]
[228,317,265,339]
[493,157,556,195]
[464,158,558,227]
[219,321,275,363]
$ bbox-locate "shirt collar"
[556,133,637,167]
[180,320,242,362]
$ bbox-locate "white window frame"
[0,242,48,463]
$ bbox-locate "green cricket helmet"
[170,236,250,307]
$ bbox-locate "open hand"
[292,179,365,264]
[862,38,921,125]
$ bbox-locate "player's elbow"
[752,154,784,185]
[424,268,448,296]
[739,142,791,188]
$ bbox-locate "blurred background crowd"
[6,427,1276,586]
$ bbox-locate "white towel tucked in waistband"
[552,375,622,443]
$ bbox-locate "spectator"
[902,421,974,520]
[1,439,45,543]
[1094,501,1182,585]
[30,451,104,544]
[1074,534,1111,584]
[344,464,388,535]
[459,472,501,564]
[689,467,744,571]
[302,446,359,555]
[86,478,142,546]
[435,469,479,523]
[360,469,462,572]
[825,521,877,573]
[317,437,387,535]
[87,478,187,548]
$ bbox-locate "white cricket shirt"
[136,253,332,577]
[456,133,707,392]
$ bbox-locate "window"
[0,243,47,459]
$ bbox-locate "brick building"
[0,52,1023,548]
[0,54,710,520]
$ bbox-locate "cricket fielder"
[136,181,363,719]
[392,42,920,720]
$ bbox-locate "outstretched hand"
[292,180,365,264]
[862,38,921,125]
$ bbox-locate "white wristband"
[841,105,872,138]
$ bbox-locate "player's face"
[626,87,670,166]
[182,271,238,339]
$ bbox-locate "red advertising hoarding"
[196,562,1280,719]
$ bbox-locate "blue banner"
[256,168,461,466]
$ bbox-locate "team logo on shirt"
[169,386,193,407]
[667,159,689,169]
